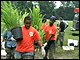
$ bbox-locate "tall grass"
[1,1,21,29]
[29,5,45,31]
[1,2,45,43]
[29,5,46,43]
[19,10,29,26]
[1,1,29,34]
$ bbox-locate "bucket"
[11,26,23,41]
[68,39,78,46]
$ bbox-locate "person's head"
[24,16,31,29]
[59,17,63,22]
[49,16,57,26]
[42,18,46,23]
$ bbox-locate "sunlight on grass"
[55,20,79,59]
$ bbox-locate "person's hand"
[59,28,61,30]
[1,37,3,46]
[41,47,46,57]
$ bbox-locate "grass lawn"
[54,20,79,59]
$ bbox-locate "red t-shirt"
[43,24,57,40]
[41,23,47,30]
[16,25,41,52]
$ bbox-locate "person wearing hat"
[56,17,68,47]
[43,16,57,59]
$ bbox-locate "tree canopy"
[11,1,79,20]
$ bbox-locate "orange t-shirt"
[41,23,47,30]
[43,24,57,40]
[16,25,41,52]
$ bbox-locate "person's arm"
[59,22,62,31]
[64,21,68,29]
[57,22,60,30]
[1,29,7,44]
[65,25,68,29]
[1,36,4,43]
[47,34,53,42]
[1,37,4,46]
[37,40,42,47]
[1,29,9,46]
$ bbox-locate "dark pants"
[44,40,56,59]
[5,47,15,59]
[56,32,64,47]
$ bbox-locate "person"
[1,29,17,59]
[41,18,47,44]
[14,16,43,59]
[41,18,47,30]
[56,17,69,47]
[57,16,68,29]
[43,16,57,59]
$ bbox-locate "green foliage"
[11,1,79,20]
[38,30,46,43]
[19,10,29,26]
[29,5,45,31]
[29,5,46,43]
[38,1,55,18]
[1,1,29,34]
[1,1,21,29]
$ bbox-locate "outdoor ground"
[1,45,79,59]
[1,20,79,59]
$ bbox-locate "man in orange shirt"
[43,16,57,59]
[14,16,42,59]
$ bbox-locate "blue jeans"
[44,40,56,59]
[14,50,34,59]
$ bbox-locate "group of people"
[1,15,68,59]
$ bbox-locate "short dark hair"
[24,16,31,23]
[42,18,46,23]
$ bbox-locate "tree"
[54,1,79,20]
[12,1,33,14]
[38,1,56,18]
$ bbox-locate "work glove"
[42,42,47,48]
[2,41,5,49]
[41,42,47,57]
[41,46,46,57]
[11,35,16,41]
[57,27,59,29]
